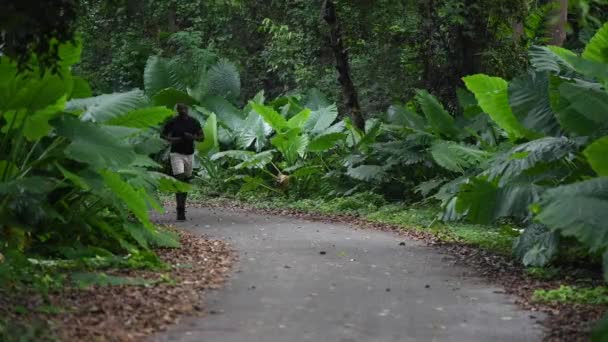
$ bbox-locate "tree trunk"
[421,0,435,90]
[167,1,177,33]
[547,0,568,46]
[322,0,365,131]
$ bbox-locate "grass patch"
[0,318,57,342]
[533,285,608,305]
[525,267,562,280]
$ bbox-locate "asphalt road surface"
[152,207,543,342]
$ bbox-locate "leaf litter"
[0,228,235,341]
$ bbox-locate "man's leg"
[170,153,187,221]
[176,154,195,221]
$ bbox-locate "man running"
[161,103,203,221]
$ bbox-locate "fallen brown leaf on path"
[1,229,235,342]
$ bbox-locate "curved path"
[151,207,543,342]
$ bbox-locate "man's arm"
[184,121,204,141]
[161,120,182,143]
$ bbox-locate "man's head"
[176,103,188,117]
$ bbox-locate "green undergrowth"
[0,226,179,342]
[533,285,608,305]
[194,187,517,255]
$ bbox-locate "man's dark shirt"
[161,115,202,155]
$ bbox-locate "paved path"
[151,207,543,342]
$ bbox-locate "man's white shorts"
[170,153,194,177]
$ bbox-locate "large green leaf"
[287,109,311,129]
[252,103,288,132]
[236,111,272,151]
[106,106,173,128]
[584,136,608,176]
[304,104,339,134]
[211,150,274,170]
[234,151,275,170]
[308,133,347,152]
[206,59,241,101]
[509,71,561,136]
[152,88,196,109]
[70,90,148,123]
[549,45,608,82]
[484,137,579,183]
[530,46,581,76]
[464,74,532,140]
[197,113,219,156]
[305,88,330,110]
[512,224,559,267]
[197,96,245,131]
[455,178,543,224]
[211,150,254,162]
[271,129,309,165]
[583,23,608,64]
[537,177,608,252]
[1,71,69,114]
[430,141,492,173]
[346,165,386,183]
[552,81,608,136]
[101,170,153,229]
[70,76,92,99]
[144,56,172,97]
[53,115,136,169]
[415,90,459,138]
[386,105,427,131]
[19,95,67,140]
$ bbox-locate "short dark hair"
[176,103,188,113]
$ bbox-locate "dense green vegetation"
[0,40,195,290]
[2,0,608,340]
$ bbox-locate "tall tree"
[322,0,365,130]
[548,0,568,46]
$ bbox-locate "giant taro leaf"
[463,74,533,141]
[52,115,136,169]
[308,133,347,152]
[551,81,608,136]
[584,136,608,176]
[152,88,196,109]
[70,90,148,123]
[455,177,544,224]
[583,23,608,64]
[385,105,427,131]
[509,71,561,136]
[484,136,579,184]
[206,59,241,101]
[236,110,272,151]
[100,170,153,230]
[346,165,387,183]
[251,103,288,132]
[512,223,559,267]
[430,140,491,173]
[271,128,309,165]
[106,106,173,128]
[304,104,339,134]
[197,96,245,132]
[197,113,219,156]
[415,90,459,138]
[144,56,173,97]
[537,177,608,252]
[305,88,331,110]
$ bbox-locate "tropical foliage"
[0,40,195,280]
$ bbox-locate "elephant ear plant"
[0,40,189,273]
